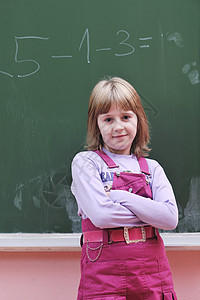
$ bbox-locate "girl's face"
[97,104,137,155]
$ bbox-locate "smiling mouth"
[113,134,128,138]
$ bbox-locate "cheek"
[129,122,138,139]
[97,118,103,135]
[100,128,110,140]
[133,118,138,132]
[98,121,110,136]
[134,115,138,127]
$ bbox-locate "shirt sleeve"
[71,152,142,229]
[110,162,178,230]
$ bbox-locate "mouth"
[112,134,128,139]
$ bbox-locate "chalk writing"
[0,29,193,79]
[178,177,200,232]
[115,30,135,56]
[138,36,152,48]
[15,36,49,77]
[14,184,24,211]
[52,55,72,58]
[79,28,90,63]
[0,70,13,77]
[41,169,81,232]
[167,32,184,48]
[96,48,112,52]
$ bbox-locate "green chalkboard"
[0,0,199,233]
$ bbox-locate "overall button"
[115,171,120,177]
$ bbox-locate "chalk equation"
[0,28,198,84]
[0,29,153,78]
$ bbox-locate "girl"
[71,77,178,300]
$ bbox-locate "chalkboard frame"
[0,233,200,251]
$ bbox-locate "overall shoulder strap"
[95,150,119,169]
[95,150,150,174]
[137,156,151,175]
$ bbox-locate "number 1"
[79,28,90,63]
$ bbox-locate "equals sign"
[138,37,152,48]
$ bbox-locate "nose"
[114,119,124,131]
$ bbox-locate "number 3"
[115,30,135,57]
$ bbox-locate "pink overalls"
[77,151,177,300]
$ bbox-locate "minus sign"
[52,56,72,58]
[138,37,152,41]
[96,48,111,51]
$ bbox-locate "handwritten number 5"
[15,36,49,78]
[115,30,135,57]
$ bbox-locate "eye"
[105,117,112,122]
[122,115,130,120]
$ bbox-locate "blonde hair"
[86,77,151,157]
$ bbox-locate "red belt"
[83,226,156,244]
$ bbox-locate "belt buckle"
[124,226,146,244]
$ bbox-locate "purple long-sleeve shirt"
[71,148,178,230]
